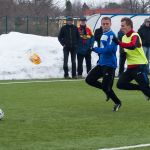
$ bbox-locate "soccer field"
[0,79,150,150]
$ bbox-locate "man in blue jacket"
[85,17,122,112]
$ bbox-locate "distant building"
[83,8,128,16]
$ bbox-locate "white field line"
[0,79,84,85]
[0,76,148,85]
[98,143,150,150]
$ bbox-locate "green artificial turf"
[0,79,150,150]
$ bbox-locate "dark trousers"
[77,53,91,76]
[117,65,150,98]
[63,47,76,77]
[118,47,126,76]
[143,46,150,74]
[85,65,121,104]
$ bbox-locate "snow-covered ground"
[0,32,99,80]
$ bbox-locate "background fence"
[0,16,64,37]
[0,16,82,37]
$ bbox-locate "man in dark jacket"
[58,16,80,79]
[94,26,103,47]
[118,29,126,76]
[94,26,103,65]
[138,18,150,74]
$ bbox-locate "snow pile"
[0,32,98,80]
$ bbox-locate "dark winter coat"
[118,30,125,54]
[138,25,150,47]
[58,24,80,48]
[94,27,103,47]
[118,30,124,41]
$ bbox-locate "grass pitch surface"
[0,79,150,150]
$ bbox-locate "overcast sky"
[58,0,123,7]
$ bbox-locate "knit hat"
[144,18,150,23]
[66,16,73,21]
[80,16,87,21]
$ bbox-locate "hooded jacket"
[138,24,150,47]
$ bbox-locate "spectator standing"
[94,26,103,63]
[138,18,150,74]
[118,29,126,76]
[77,16,94,78]
[58,16,80,79]
[94,26,103,47]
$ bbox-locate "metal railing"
[0,16,62,36]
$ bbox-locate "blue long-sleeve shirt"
[93,29,118,68]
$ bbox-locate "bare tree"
[0,0,15,16]
[121,0,150,13]
[65,0,72,16]
[82,2,89,12]
[0,0,61,17]
[72,0,82,16]
[139,0,150,13]
[105,2,121,9]
[121,0,139,13]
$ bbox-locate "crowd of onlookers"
[58,16,150,79]
[58,16,94,79]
